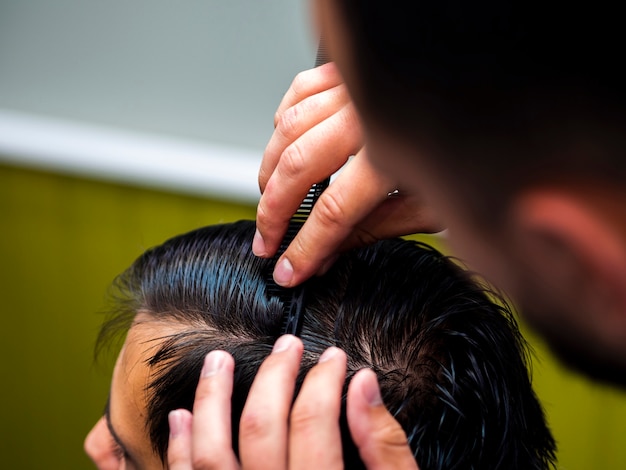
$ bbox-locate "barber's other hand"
[256,63,442,287]
[167,336,419,469]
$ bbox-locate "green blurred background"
[2,163,626,469]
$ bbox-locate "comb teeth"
[265,180,330,326]
[275,181,329,254]
[315,39,330,67]
[266,40,331,337]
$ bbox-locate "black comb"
[266,40,331,337]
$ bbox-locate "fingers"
[260,63,350,193]
[274,63,344,126]
[257,63,362,262]
[347,369,419,470]
[167,351,240,470]
[260,85,353,193]
[267,150,396,287]
[167,409,193,470]
[238,335,304,470]
[168,343,418,470]
[288,347,347,470]
[256,103,363,259]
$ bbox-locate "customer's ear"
[512,188,626,327]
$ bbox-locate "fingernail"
[318,346,340,363]
[362,371,383,407]
[273,334,295,353]
[252,229,267,257]
[274,258,294,286]
[201,351,225,378]
[168,410,183,438]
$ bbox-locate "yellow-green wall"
[1,163,625,469]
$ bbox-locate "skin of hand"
[167,336,419,470]
[255,63,442,288]
[168,64,438,470]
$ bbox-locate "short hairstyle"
[333,0,626,225]
[99,220,556,469]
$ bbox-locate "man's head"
[85,220,555,469]
[314,0,626,385]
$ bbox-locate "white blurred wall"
[0,0,316,201]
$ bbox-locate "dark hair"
[99,220,556,469]
[333,0,626,226]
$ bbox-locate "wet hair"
[333,0,626,226]
[99,220,556,469]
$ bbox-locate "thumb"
[347,369,419,470]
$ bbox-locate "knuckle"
[289,234,313,261]
[191,454,219,470]
[275,106,301,140]
[255,201,270,226]
[313,191,347,228]
[258,188,287,222]
[371,419,409,450]
[358,419,413,468]
[257,192,293,241]
[280,143,307,179]
[289,401,323,436]
[239,409,272,442]
[290,70,310,98]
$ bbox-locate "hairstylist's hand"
[255,63,442,288]
[167,335,419,469]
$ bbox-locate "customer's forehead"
[109,317,190,466]
[116,314,191,384]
